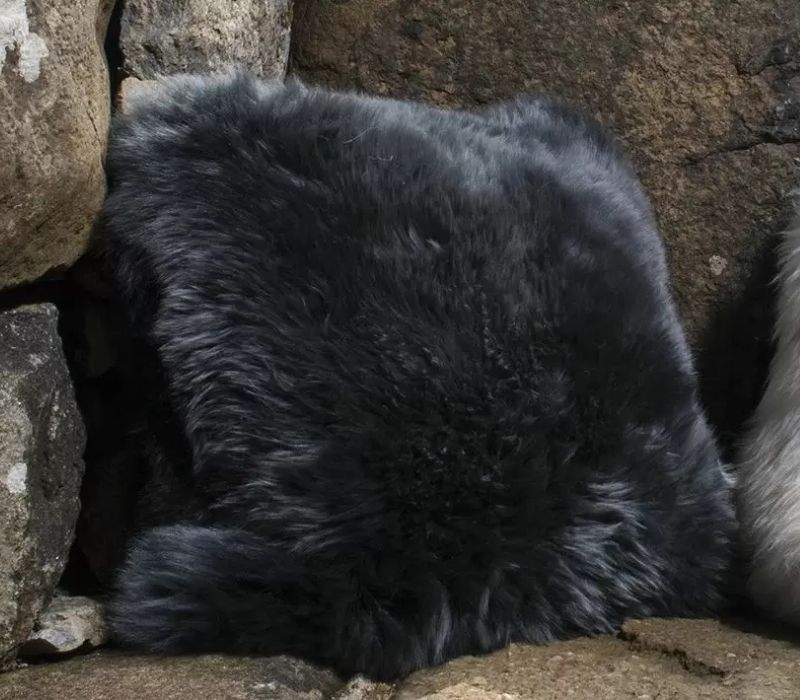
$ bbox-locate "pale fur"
[738,192,800,622]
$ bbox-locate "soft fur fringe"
[738,191,800,623]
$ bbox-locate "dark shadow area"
[104,0,126,107]
[52,256,143,596]
[723,600,800,646]
[696,234,781,462]
[17,636,113,667]
[53,246,200,597]
[0,277,72,313]
[0,268,131,595]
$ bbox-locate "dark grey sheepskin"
[99,72,736,681]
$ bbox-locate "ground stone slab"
[0,653,342,700]
[0,305,85,669]
[2,619,800,698]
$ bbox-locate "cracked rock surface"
[2,619,800,699]
[291,0,800,450]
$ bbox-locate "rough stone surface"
[392,619,800,700]
[0,652,342,699]
[2,619,800,697]
[291,0,800,449]
[18,594,106,658]
[0,0,112,289]
[0,305,85,668]
[120,0,293,80]
[333,677,393,700]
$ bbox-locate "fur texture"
[737,194,800,624]
[99,73,736,680]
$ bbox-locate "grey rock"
[0,305,85,669]
[0,0,112,289]
[120,0,294,80]
[19,595,107,657]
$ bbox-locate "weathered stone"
[0,652,342,699]
[391,619,800,700]
[291,0,800,449]
[0,0,112,289]
[333,677,393,700]
[0,305,85,669]
[19,594,106,658]
[120,0,293,80]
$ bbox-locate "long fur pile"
[99,72,736,680]
[737,195,800,624]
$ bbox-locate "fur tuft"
[109,526,330,658]
[737,191,800,623]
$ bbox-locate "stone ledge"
[2,619,800,699]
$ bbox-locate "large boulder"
[120,0,294,80]
[0,0,112,290]
[291,0,800,449]
[0,305,85,669]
